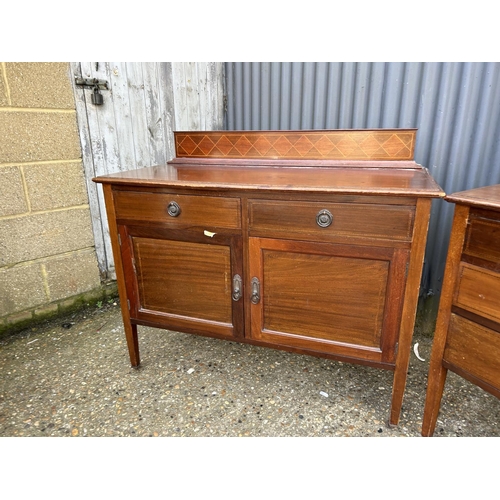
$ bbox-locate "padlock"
[91,86,104,105]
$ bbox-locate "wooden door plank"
[71,62,115,278]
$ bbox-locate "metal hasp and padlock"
[91,86,104,105]
[74,77,109,106]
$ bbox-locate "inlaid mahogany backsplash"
[174,129,416,161]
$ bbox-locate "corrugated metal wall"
[224,62,500,329]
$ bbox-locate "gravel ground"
[1,300,498,438]
[2,299,497,497]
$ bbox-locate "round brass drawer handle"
[316,209,333,228]
[167,201,181,217]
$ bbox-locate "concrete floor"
[0,299,498,438]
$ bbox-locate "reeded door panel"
[249,238,408,364]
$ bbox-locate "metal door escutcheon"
[232,274,242,301]
[251,277,260,304]
[316,209,333,227]
[167,201,181,217]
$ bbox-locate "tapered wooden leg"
[102,183,141,368]
[420,204,470,435]
[422,363,448,436]
[390,354,411,426]
[124,322,140,367]
[389,198,432,426]
[421,305,451,436]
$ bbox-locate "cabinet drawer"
[248,200,414,241]
[454,263,500,324]
[114,190,241,229]
[444,314,500,390]
[464,212,500,263]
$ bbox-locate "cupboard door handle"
[316,209,333,227]
[167,201,181,217]
[232,274,242,301]
[251,277,260,304]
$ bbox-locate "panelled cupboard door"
[248,237,409,365]
[118,225,244,340]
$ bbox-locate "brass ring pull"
[316,209,333,228]
[167,201,181,217]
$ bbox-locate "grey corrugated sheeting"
[224,62,500,326]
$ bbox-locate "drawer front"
[444,313,500,390]
[464,212,500,264]
[114,190,241,229]
[454,263,500,323]
[249,200,415,241]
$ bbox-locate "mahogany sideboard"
[93,129,444,425]
[422,184,500,436]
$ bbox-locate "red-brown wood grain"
[248,199,415,242]
[93,129,445,425]
[463,210,500,264]
[248,237,394,355]
[389,198,433,425]
[102,184,140,367]
[174,129,417,161]
[422,185,500,436]
[453,263,500,324]
[445,184,500,209]
[444,314,500,390]
[95,165,443,198]
[114,190,241,229]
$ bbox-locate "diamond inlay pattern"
[175,130,416,161]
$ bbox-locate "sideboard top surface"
[445,184,500,210]
[93,164,444,197]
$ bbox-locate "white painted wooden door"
[71,62,225,279]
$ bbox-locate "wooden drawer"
[464,211,500,263]
[444,314,500,390]
[248,199,415,242]
[454,263,500,323]
[113,190,241,229]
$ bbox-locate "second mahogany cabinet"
[422,185,500,436]
[94,129,444,425]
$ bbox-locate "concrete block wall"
[0,62,114,334]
